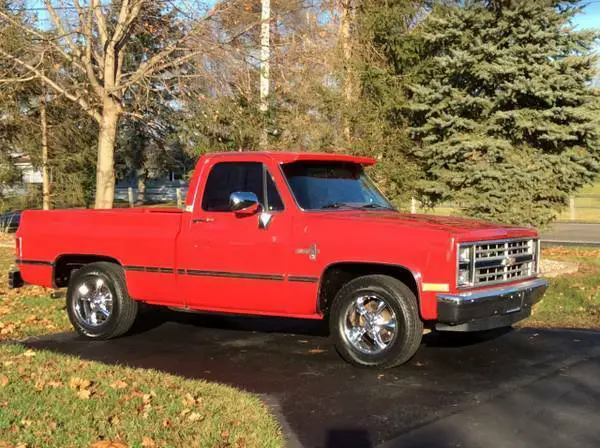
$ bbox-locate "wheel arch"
[317,261,421,317]
[53,253,123,288]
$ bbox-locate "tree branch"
[0,74,37,83]
[92,0,109,46]
[0,47,102,123]
[43,0,80,57]
[0,10,86,75]
[72,0,105,73]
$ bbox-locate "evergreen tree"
[403,0,600,226]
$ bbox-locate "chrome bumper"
[436,278,548,332]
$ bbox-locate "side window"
[265,170,284,212]
[202,162,263,212]
[201,162,285,212]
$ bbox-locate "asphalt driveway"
[25,312,600,448]
[542,222,600,246]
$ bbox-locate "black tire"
[330,275,423,368]
[66,262,138,339]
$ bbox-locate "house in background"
[11,153,42,185]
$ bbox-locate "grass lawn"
[0,243,282,447]
[525,246,600,330]
[413,181,600,222]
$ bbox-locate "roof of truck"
[207,151,376,166]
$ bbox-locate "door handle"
[192,217,215,223]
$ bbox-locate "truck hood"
[308,211,538,241]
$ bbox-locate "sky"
[572,2,600,29]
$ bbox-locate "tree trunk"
[94,98,120,209]
[40,78,51,210]
[137,175,146,205]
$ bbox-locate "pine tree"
[404,0,600,226]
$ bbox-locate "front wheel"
[330,275,423,368]
[66,262,138,339]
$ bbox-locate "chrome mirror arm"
[259,212,273,229]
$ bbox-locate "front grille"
[458,238,538,288]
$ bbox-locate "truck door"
[177,159,296,314]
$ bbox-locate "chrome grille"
[458,238,539,288]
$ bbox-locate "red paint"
[16,152,539,322]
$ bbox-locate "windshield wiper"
[321,202,354,209]
[321,202,392,210]
[360,203,393,210]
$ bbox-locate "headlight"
[457,268,471,286]
[457,244,473,287]
[458,246,471,262]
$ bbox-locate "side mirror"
[229,191,260,216]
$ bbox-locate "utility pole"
[259,0,270,149]
[339,0,354,144]
[40,74,50,210]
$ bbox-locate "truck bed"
[16,208,183,295]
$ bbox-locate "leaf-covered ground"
[0,244,282,447]
[0,344,281,448]
[525,246,600,330]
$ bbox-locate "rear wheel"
[66,262,138,339]
[330,275,423,368]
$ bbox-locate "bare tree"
[0,0,223,208]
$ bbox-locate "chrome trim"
[341,293,397,355]
[456,238,539,289]
[259,212,273,229]
[287,275,319,283]
[229,191,260,212]
[15,258,54,266]
[535,239,541,274]
[72,275,114,327]
[185,269,285,281]
[438,278,548,304]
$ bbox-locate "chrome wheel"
[72,276,113,327]
[342,294,397,355]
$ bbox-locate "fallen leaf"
[182,393,197,407]
[188,412,204,422]
[141,437,155,447]
[110,380,128,390]
[23,349,35,357]
[69,377,92,390]
[77,389,92,400]
[89,441,128,448]
[0,375,8,387]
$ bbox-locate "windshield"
[282,161,394,211]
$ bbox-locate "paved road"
[542,222,600,245]
[26,312,600,448]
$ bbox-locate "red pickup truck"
[10,152,548,368]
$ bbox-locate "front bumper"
[436,278,548,332]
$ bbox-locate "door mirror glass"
[229,191,260,215]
